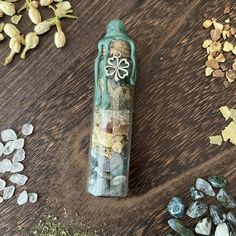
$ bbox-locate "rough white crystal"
[0,162,6,174]
[12,149,25,163]
[22,124,34,136]
[2,159,12,172]
[0,197,3,203]
[3,141,14,155]
[3,185,15,200]
[13,138,24,149]
[9,174,28,186]
[28,192,38,203]
[10,162,24,173]
[215,223,229,236]
[1,129,17,142]
[0,178,6,190]
[0,142,3,156]
[17,190,28,205]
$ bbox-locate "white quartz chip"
[10,174,28,186]
[13,139,24,149]
[10,162,24,173]
[0,179,6,190]
[0,142,3,156]
[17,190,28,205]
[12,149,25,163]
[28,192,38,203]
[3,186,15,200]
[22,124,34,136]
[1,129,17,142]
[3,141,14,155]
[2,159,12,172]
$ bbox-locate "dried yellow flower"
[215,53,225,63]
[28,5,41,24]
[0,33,4,41]
[203,19,212,28]
[209,135,222,145]
[212,20,223,30]
[4,23,20,38]
[226,70,236,82]
[233,61,236,71]
[0,1,15,16]
[21,32,39,59]
[232,46,236,55]
[223,41,234,52]
[34,21,51,35]
[205,67,213,76]
[202,39,212,48]
[11,15,22,25]
[112,142,123,153]
[54,28,66,48]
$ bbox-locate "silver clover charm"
[105,53,130,82]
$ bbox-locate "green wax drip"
[94,19,137,109]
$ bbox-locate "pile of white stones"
[0,123,38,205]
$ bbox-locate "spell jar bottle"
[87,19,137,197]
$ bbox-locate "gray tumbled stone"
[186,201,208,218]
[167,196,185,219]
[227,212,236,226]
[168,219,194,236]
[208,175,228,188]
[196,178,215,197]
[195,217,212,235]
[217,188,236,209]
[209,205,226,225]
[190,187,204,200]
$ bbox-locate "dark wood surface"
[0,0,236,235]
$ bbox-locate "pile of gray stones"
[166,176,236,236]
[0,124,38,205]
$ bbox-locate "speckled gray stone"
[196,178,215,197]
[167,196,185,219]
[186,201,208,218]
[217,188,236,209]
[209,205,226,225]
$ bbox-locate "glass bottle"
[87,19,137,197]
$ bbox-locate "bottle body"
[87,20,136,197]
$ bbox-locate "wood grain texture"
[0,0,236,235]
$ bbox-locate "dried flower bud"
[0,22,4,32]
[4,50,16,65]
[54,30,66,48]
[31,1,39,8]
[9,37,21,53]
[4,23,20,38]
[0,9,3,17]
[21,32,39,59]
[11,15,22,25]
[40,0,53,6]
[28,5,41,24]
[0,1,15,16]
[34,21,51,35]
[0,33,4,41]
[57,1,72,11]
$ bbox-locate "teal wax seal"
[94,19,137,109]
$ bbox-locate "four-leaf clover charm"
[105,53,130,82]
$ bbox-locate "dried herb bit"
[209,135,222,145]
[30,215,96,236]
[11,15,22,24]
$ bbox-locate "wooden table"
[0,0,236,235]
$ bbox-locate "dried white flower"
[3,23,20,38]
[0,22,4,32]
[0,1,16,16]
[28,5,41,24]
[21,32,39,59]
[40,0,53,6]
[54,30,66,48]
[34,21,51,35]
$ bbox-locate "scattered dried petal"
[203,19,212,28]
[209,135,223,145]
[206,59,219,69]
[213,69,224,78]
[205,67,213,76]
[219,106,231,120]
[213,20,223,30]
[223,41,234,52]
[11,15,22,25]
[210,29,221,42]
[226,70,236,83]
